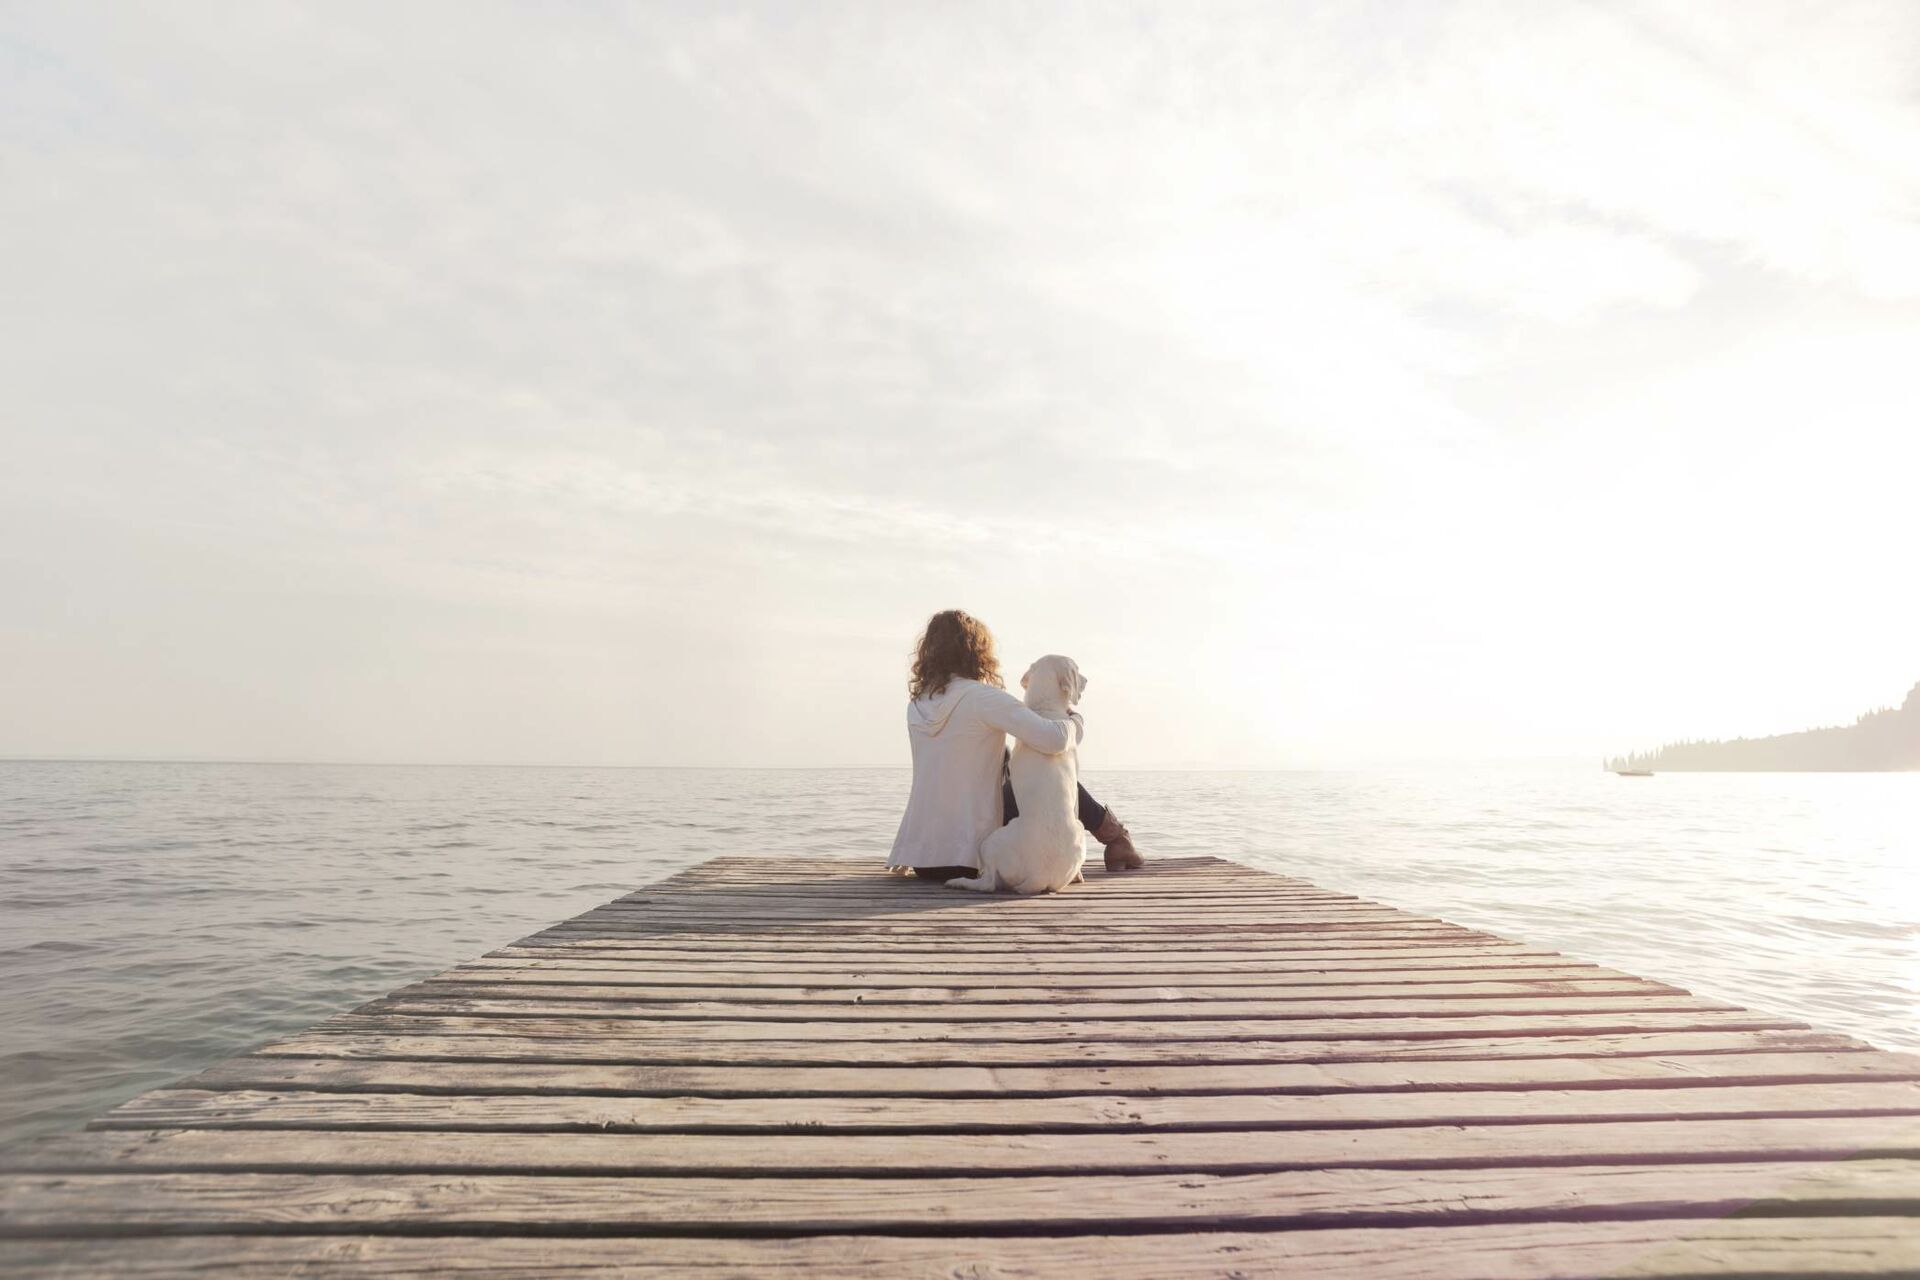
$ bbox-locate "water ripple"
[0,761,1914,1153]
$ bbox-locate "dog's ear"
[1020,664,1033,691]
[1058,661,1084,706]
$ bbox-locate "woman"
[887,609,1145,881]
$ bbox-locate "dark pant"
[1002,748,1107,831]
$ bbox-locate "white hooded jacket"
[887,677,1083,870]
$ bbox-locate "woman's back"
[889,678,1071,870]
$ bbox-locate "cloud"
[2,1,1917,764]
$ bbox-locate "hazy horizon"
[0,754,1621,771]
[4,2,1917,769]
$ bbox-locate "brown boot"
[1092,809,1145,872]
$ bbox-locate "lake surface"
[1,761,1914,1149]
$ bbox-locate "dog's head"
[1020,654,1086,712]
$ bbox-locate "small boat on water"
[1613,769,1654,777]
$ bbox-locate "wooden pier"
[5,854,1919,1276]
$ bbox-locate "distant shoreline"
[1608,681,1919,773]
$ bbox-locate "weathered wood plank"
[617,880,1374,896]
[91,1080,1920,1134]
[167,1049,1920,1099]
[529,940,1498,959]
[593,911,1423,926]
[5,1160,1919,1235]
[647,885,1337,900]
[534,928,1487,948]
[544,919,1473,937]
[359,993,1736,1023]
[516,937,1516,955]
[646,865,1307,878]
[546,929,1497,946]
[564,901,1453,921]
[635,891,1373,906]
[590,878,1358,899]
[468,950,1586,974]
[623,905,1403,919]
[604,885,1398,901]
[411,976,1676,1002]
[493,942,1565,962]
[688,854,1243,870]
[254,1028,1865,1066]
[309,1009,1806,1043]
[424,966,1640,990]
[580,911,1446,929]
[618,892,1378,907]
[645,888,1359,900]
[614,875,1367,898]
[7,1219,1918,1279]
[595,898,1415,915]
[17,1117,1919,1176]
[684,863,1261,880]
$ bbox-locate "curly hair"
[909,609,1002,699]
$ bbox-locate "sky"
[2,1,1917,769]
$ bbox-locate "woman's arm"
[976,686,1081,755]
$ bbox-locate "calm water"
[1,762,1915,1149]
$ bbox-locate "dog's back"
[996,735,1085,893]
[950,655,1087,896]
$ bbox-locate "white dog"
[947,655,1088,895]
